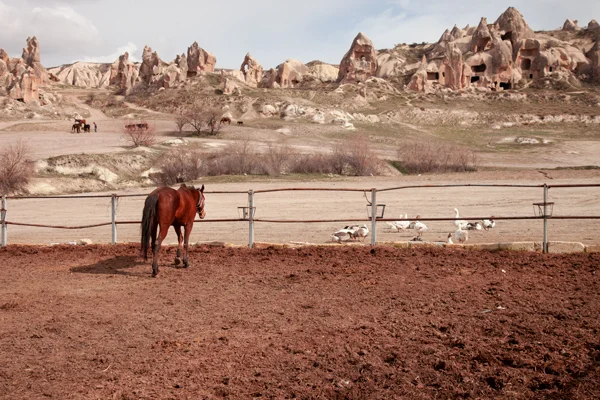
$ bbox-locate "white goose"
[409,216,428,241]
[351,224,370,241]
[386,213,411,232]
[453,208,468,230]
[447,229,469,244]
[482,218,496,230]
[331,226,356,243]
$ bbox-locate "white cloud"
[0,1,102,65]
[80,42,139,63]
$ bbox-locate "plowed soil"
[1,244,599,399]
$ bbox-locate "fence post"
[1,195,6,247]
[543,184,548,253]
[248,190,254,248]
[111,194,117,245]
[371,188,377,246]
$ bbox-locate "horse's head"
[196,184,206,219]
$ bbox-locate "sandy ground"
[4,173,600,246]
[0,244,599,399]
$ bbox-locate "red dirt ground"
[0,244,599,399]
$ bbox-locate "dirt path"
[0,244,598,399]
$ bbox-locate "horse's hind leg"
[182,224,194,268]
[173,225,183,266]
[152,224,169,277]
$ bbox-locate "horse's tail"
[141,193,159,261]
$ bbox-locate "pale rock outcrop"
[21,36,47,84]
[306,61,339,82]
[240,53,263,87]
[47,62,112,88]
[175,54,188,78]
[493,7,534,48]
[187,42,216,75]
[450,25,466,40]
[110,52,139,93]
[261,59,309,88]
[470,18,493,53]
[223,78,241,95]
[408,56,431,92]
[338,32,378,83]
[139,46,162,84]
[260,104,277,117]
[562,19,580,31]
[441,44,464,90]
[588,19,600,30]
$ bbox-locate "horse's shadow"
[70,256,148,277]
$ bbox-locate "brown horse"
[140,184,206,277]
[237,121,244,125]
[220,117,231,125]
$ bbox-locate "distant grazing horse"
[125,123,149,130]
[220,117,231,125]
[141,184,206,277]
[237,121,244,125]
[71,123,81,133]
[83,124,91,133]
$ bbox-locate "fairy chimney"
[338,32,378,83]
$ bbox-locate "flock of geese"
[331,208,496,244]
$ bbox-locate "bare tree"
[150,147,204,185]
[123,120,158,147]
[185,106,222,136]
[174,112,189,134]
[0,140,34,195]
[264,143,294,176]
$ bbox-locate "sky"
[0,0,598,69]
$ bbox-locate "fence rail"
[2,183,599,252]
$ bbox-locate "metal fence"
[2,183,600,252]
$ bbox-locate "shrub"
[0,140,34,195]
[123,121,158,147]
[150,148,204,185]
[395,141,477,174]
[185,107,222,135]
[174,112,188,133]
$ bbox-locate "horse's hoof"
[183,263,190,269]
[173,258,181,266]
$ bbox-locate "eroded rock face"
[471,18,492,53]
[493,7,534,48]
[338,32,378,83]
[261,59,309,88]
[307,61,339,82]
[48,62,112,88]
[139,46,161,84]
[588,19,600,30]
[1,37,49,103]
[187,42,216,75]
[240,53,263,87]
[562,19,580,31]
[110,52,139,93]
[589,41,600,82]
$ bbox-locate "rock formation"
[493,7,534,48]
[261,59,309,88]
[139,46,162,84]
[0,37,49,103]
[562,19,580,31]
[187,42,216,75]
[48,62,112,88]
[306,61,339,82]
[588,19,600,30]
[590,40,600,82]
[338,32,378,83]
[240,53,263,87]
[110,52,139,93]
[470,18,492,53]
